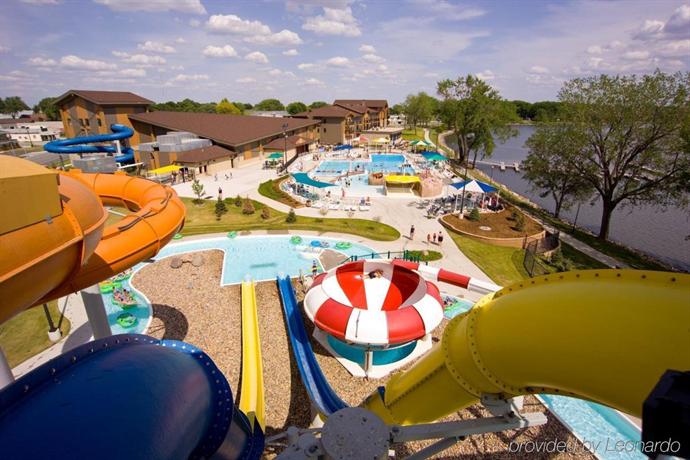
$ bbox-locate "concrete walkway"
[12,293,93,379]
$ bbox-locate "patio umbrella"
[449,179,497,213]
[292,173,335,189]
[410,139,431,151]
[267,152,284,160]
[421,151,447,162]
[373,137,389,144]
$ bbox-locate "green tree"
[555,70,690,240]
[216,98,242,115]
[309,101,328,109]
[286,101,308,115]
[242,197,255,215]
[286,208,297,223]
[191,179,205,204]
[151,99,216,113]
[390,103,405,115]
[523,123,594,218]
[214,196,228,220]
[402,92,438,131]
[436,75,518,165]
[0,98,5,114]
[33,97,60,120]
[254,98,284,111]
[232,102,248,114]
[4,96,29,118]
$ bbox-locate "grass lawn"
[406,249,443,262]
[181,197,401,241]
[402,127,426,141]
[258,177,304,208]
[0,301,70,368]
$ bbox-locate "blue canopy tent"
[421,151,448,162]
[449,179,498,213]
[292,173,335,189]
[333,144,353,151]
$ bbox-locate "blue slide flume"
[45,123,135,163]
[276,275,348,416]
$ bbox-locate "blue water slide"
[276,275,348,416]
[45,123,135,163]
[0,335,264,460]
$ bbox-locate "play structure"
[45,123,135,164]
[0,153,688,459]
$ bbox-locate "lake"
[447,125,690,271]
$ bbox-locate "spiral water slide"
[44,123,135,163]
[0,155,185,322]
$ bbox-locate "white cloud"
[236,77,256,83]
[93,0,206,14]
[202,44,238,58]
[138,41,176,54]
[206,14,271,35]
[634,19,666,40]
[60,55,117,70]
[634,5,690,41]
[245,29,303,46]
[586,45,603,54]
[359,44,376,53]
[112,51,166,66]
[119,68,146,77]
[283,49,299,56]
[298,63,315,70]
[529,65,549,74]
[267,68,297,78]
[0,45,9,53]
[303,6,361,37]
[304,78,324,86]
[362,53,384,63]
[245,51,269,64]
[657,39,690,57]
[622,50,650,60]
[665,4,690,36]
[476,69,495,81]
[28,56,57,66]
[171,73,209,82]
[20,0,61,4]
[175,37,186,44]
[326,56,350,67]
[408,0,485,21]
[189,18,201,27]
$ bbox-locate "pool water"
[540,395,644,460]
[314,154,415,177]
[327,335,417,366]
[101,274,152,335]
[150,235,376,285]
[442,295,474,319]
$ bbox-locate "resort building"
[53,89,153,143]
[333,99,389,129]
[128,111,320,169]
[290,105,360,145]
[0,122,62,146]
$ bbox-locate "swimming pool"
[314,154,414,177]
[145,235,377,285]
[101,274,152,335]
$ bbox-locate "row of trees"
[0,96,30,118]
[152,98,328,115]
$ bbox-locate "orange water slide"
[0,156,185,323]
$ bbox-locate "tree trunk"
[553,198,562,219]
[43,303,57,332]
[471,150,479,168]
[598,200,615,240]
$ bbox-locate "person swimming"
[368,269,384,279]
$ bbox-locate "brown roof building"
[333,99,389,129]
[129,111,320,169]
[54,89,153,142]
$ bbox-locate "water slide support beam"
[0,346,14,390]
[80,284,111,339]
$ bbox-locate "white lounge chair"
[329,201,341,211]
[359,204,370,211]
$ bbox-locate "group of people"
[408,225,445,245]
[113,287,136,305]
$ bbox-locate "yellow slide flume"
[240,280,265,432]
[364,269,690,425]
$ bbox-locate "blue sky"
[1,0,688,106]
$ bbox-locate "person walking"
[427,233,431,245]
[432,233,437,244]
[218,187,223,200]
[410,225,415,240]
[438,232,444,244]
[311,260,319,277]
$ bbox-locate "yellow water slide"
[0,156,185,323]
[364,269,690,425]
[239,280,265,432]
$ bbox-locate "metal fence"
[523,231,560,277]
[341,250,428,265]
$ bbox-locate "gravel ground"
[133,255,594,459]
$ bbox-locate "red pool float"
[303,260,444,346]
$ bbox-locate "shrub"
[468,207,481,221]
[191,179,205,205]
[261,207,270,219]
[548,249,571,272]
[214,197,228,220]
[514,212,526,231]
[319,206,329,216]
[242,198,255,215]
[510,209,519,221]
[234,194,242,207]
[286,208,297,223]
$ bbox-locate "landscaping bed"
[258,176,304,208]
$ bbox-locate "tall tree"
[33,97,60,120]
[4,96,29,118]
[216,98,242,115]
[555,70,690,240]
[309,101,328,109]
[254,98,284,111]
[403,92,437,131]
[389,103,405,115]
[437,75,518,165]
[286,101,307,115]
[0,98,5,114]
[523,123,594,218]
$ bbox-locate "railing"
[523,231,560,277]
[340,250,428,265]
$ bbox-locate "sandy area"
[133,251,594,459]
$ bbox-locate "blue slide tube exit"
[277,275,348,416]
[45,123,135,163]
[0,335,263,460]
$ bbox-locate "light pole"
[458,149,469,218]
[282,122,289,171]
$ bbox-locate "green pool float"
[290,235,303,245]
[116,312,138,328]
[99,282,113,293]
[114,299,138,310]
[112,281,123,289]
[227,231,238,239]
[172,233,183,240]
[113,272,131,282]
[335,241,352,250]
